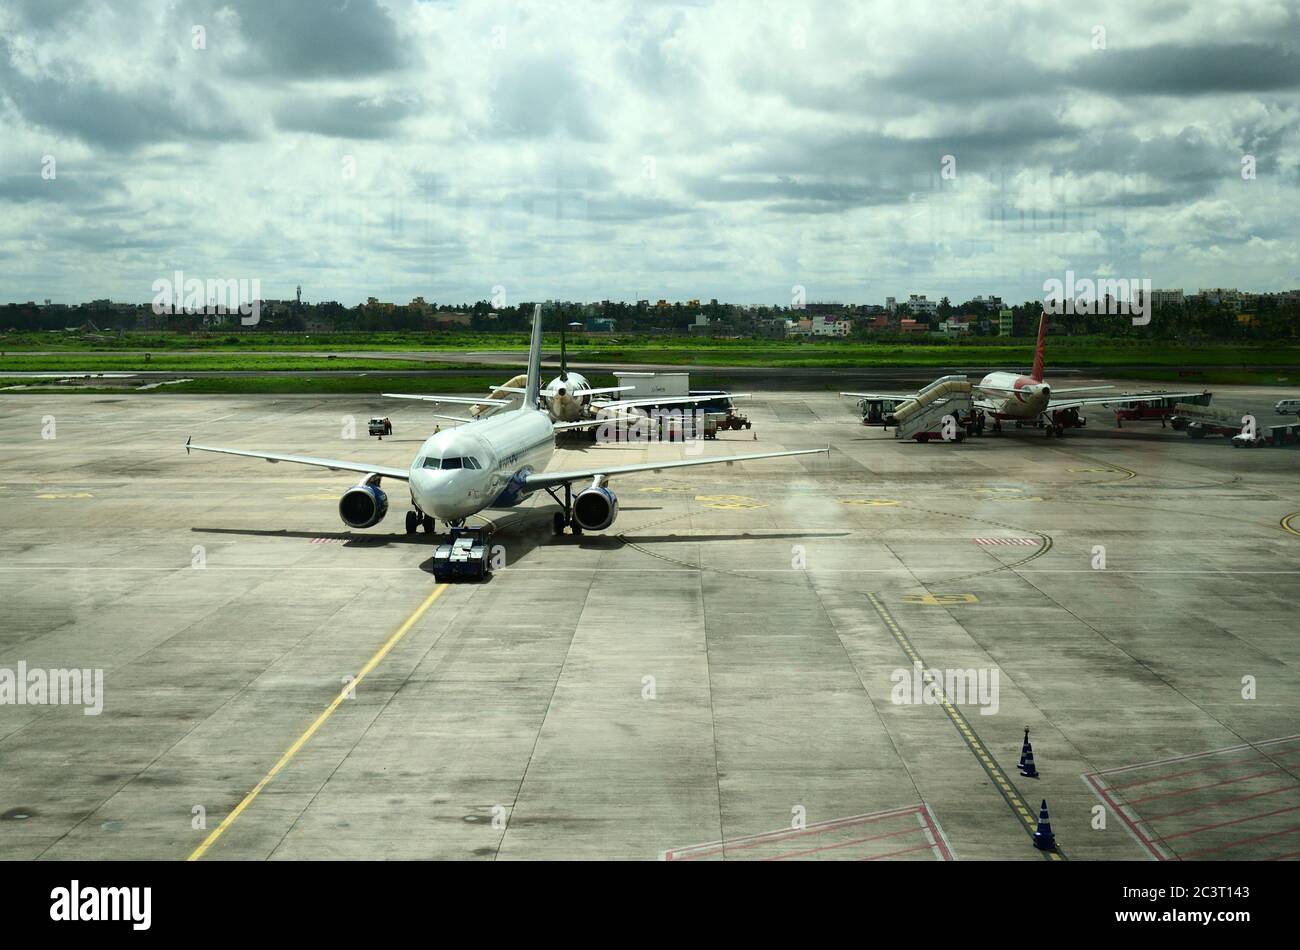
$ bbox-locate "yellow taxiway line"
[187,583,450,860]
[1282,512,1300,538]
[867,592,1065,861]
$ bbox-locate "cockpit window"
[421,455,481,470]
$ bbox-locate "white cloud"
[1,0,1298,305]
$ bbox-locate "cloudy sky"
[1,0,1298,307]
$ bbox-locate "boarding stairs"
[891,375,974,441]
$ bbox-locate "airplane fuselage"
[543,371,592,422]
[975,371,1051,420]
[408,407,556,521]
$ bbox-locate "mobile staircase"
[891,375,975,443]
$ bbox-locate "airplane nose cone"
[410,468,477,519]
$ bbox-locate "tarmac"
[1,385,1298,860]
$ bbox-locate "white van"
[1276,399,1300,415]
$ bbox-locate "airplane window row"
[421,456,482,470]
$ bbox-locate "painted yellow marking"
[975,487,1023,494]
[1282,512,1300,539]
[187,583,450,861]
[35,492,94,499]
[839,498,899,506]
[1068,467,1119,474]
[901,593,979,606]
[984,495,1044,502]
[695,494,766,510]
[866,592,1062,861]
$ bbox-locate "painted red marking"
[760,826,919,861]
[1107,745,1300,791]
[664,803,951,861]
[920,804,952,861]
[862,843,933,861]
[1160,803,1300,842]
[1178,824,1300,860]
[1125,768,1283,806]
[1146,783,1300,822]
[1086,773,1163,858]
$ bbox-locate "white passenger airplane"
[384,320,723,428]
[187,305,825,569]
[842,312,1206,436]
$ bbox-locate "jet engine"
[338,482,388,528]
[573,485,619,531]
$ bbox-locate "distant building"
[907,294,937,316]
[1197,288,1243,312]
[998,309,1014,336]
[1150,289,1184,309]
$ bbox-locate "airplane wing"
[981,383,1115,396]
[578,385,636,397]
[1048,389,1208,411]
[550,410,653,432]
[430,413,475,424]
[550,418,609,431]
[382,392,513,407]
[522,447,827,491]
[185,439,410,481]
[840,391,917,400]
[591,394,727,410]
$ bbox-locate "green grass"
[5,329,1298,367]
[570,341,1300,368]
[0,354,501,372]
[0,374,614,396]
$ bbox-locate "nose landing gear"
[406,509,435,534]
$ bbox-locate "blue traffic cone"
[1018,728,1031,770]
[1033,799,1056,851]
[1020,739,1039,778]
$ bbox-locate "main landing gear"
[545,483,583,536]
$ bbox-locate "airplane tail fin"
[1031,311,1047,382]
[524,303,544,409]
[559,317,568,381]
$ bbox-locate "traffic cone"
[1018,728,1031,770]
[1019,730,1039,778]
[1033,799,1056,851]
